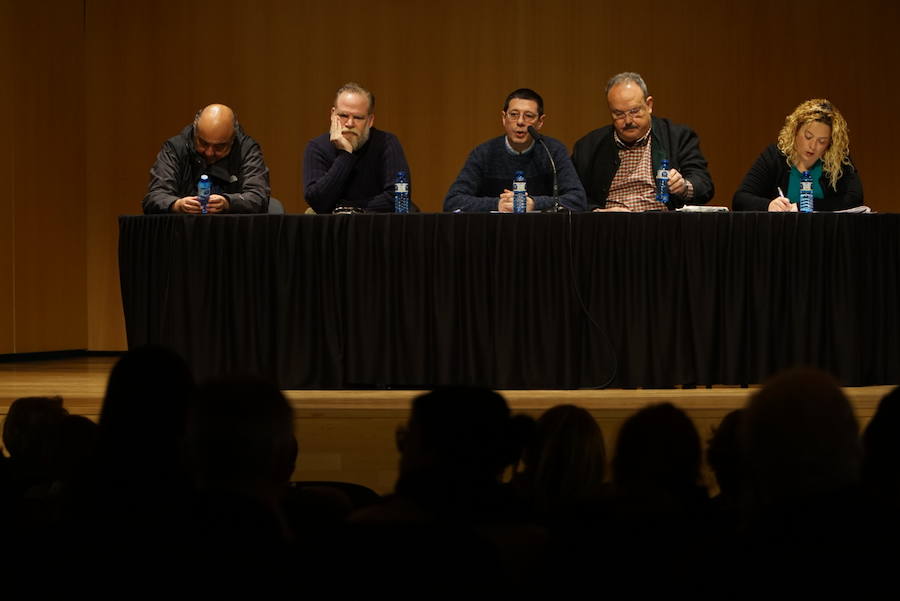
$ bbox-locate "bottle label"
[801,181,813,191]
[657,169,668,179]
[513,182,526,193]
[395,183,409,194]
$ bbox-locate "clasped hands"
[498,189,535,213]
[173,194,229,214]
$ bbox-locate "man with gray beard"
[303,82,414,213]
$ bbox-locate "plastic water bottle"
[393,171,409,214]
[197,174,211,215]
[513,171,527,213]
[799,171,814,213]
[656,159,670,205]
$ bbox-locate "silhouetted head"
[742,368,860,505]
[861,386,900,500]
[186,375,296,491]
[397,388,532,481]
[2,396,68,477]
[98,345,194,483]
[523,404,606,513]
[707,409,745,498]
[613,402,701,495]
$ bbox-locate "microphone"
[527,126,565,213]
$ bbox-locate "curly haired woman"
[733,99,863,211]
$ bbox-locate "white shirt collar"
[504,136,535,155]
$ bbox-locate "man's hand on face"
[330,114,354,153]
[498,189,535,213]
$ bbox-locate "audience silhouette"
[515,403,607,526]
[348,387,539,593]
[739,368,875,594]
[2,357,893,590]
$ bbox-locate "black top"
[732,144,864,211]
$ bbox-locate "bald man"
[143,104,270,214]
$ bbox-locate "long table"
[118,212,900,388]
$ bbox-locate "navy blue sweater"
[444,135,586,212]
[303,127,413,213]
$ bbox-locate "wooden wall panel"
[0,1,15,354]
[83,0,163,350]
[7,1,86,353]
[84,0,900,351]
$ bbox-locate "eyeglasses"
[611,106,646,122]
[505,110,540,124]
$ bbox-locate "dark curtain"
[119,213,900,388]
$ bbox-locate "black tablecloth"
[118,212,900,388]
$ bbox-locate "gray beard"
[354,127,370,151]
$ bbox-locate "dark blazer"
[732,144,863,211]
[571,116,715,210]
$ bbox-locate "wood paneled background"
[3,1,86,354]
[2,0,898,353]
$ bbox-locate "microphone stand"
[528,125,567,213]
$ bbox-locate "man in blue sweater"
[304,82,414,213]
[443,89,586,212]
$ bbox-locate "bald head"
[194,104,236,165]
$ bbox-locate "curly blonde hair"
[777,99,852,190]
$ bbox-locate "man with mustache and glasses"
[572,72,714,212]
[304,82,414,213]
[444,88,586,212]
[143,104,270,214]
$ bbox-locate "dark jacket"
[143,124,270,214]
[732,144,863,212]
[571,116,714,210]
